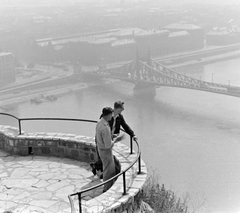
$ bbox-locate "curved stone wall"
[0,125,148,213]
[0,125,98,163]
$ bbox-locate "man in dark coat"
[109,101,138,141]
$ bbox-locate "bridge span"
[82,58,240,98]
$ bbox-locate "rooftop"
[111,39,136,47]
[0,52,13,57]
[134,29,169,37]
[169,30,189,37]
[164,23,202,30]
[110,28,143,37]
[206,31,230,35]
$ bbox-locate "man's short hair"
[114,101,124,109]
[102,107,113,116]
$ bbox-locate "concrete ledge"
[0,125,147,213]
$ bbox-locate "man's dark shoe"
[90,163,96,175]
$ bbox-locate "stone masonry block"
[71,150,79,159]
[59,141,67,147]
[67,142,76,149]
[45,140,57,147]
[5,145,14,154]
[33,147,42,155]
[35,140,43,146]
[83,152,90,162]
[24,140,29,146]
[52,147,65,157]
[41,147,51,155]
[16,135,26,140]
[8,139,14,147]
[65,148,73,158]
[28,140,34,146]
[17,147,29,156]
[83,146,90,152]
[16,140,24,147]
[76,143,84,149]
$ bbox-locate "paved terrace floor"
[0,150,102,213]
[0,143,143,213]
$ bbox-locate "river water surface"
[2,58,240,213]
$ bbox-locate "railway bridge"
[82,56,240,98]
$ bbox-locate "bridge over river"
[83,57,240,98]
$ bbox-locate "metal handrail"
[0,112,21,133]
[18,117,98,135]
[0,113,142,213]
[0,113,98,135]
[68,136,141,213]
[0,112,19,120]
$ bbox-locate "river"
[2,58,240,213]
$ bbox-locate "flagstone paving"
[0,150,103,213]
[0,126,147,213]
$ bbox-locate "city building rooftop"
[206,31,230,35]
[88,37,117,45]
[134,29,169,37]
[0,52,13,56]
[111,39,136,47]
[169,30,189,37]
[164,23,202,30]
[110,28,143,37]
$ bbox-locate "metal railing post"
[78,193,82,213]
[138,152,141,174]
[130,136,133,154]
[123,172,126,195]
[18,119,22,135]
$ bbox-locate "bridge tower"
[133,47,156,98]
[146,45,152,67]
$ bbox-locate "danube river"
[2,58,240,213]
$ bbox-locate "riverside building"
[35,25,204,64]
[0,52,15,86]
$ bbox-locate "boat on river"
[0,105,15,111]
[30,95,57,104]
[30,97,42,104]
[45,95,57,101]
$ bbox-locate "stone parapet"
[0,125,98,163]
[0,125,147,213]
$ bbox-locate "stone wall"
[0,125,98,163]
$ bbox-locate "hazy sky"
[1,0,240,5]
[148,0,240,5]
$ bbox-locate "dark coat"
[109,113,135,138]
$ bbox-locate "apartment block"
[0,52,15,85]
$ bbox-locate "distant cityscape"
[0,1,240,86]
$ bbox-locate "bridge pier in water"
[133,81,156,98]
